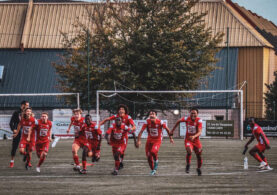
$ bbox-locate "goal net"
[96,90,244,140]
[0,93,80,139]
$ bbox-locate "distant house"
[0,0,276,118]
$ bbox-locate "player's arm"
[27,126,33,142]
[67,121,73,134]
[100,115,115,126]
[129,118,136,131]
[261,133,270,149]
[136,124,147,148]
[105,128,112,145]
[13,123,21,138]
[9,111,18,133]
[49,124,53,142]
[190,125,202,141]
[171,118,183,135]
[244,135,255,148]
[97,128,102,150]
[163,125,174,144]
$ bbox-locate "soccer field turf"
[0,138,276,194]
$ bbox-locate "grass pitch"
[0,138,276,194]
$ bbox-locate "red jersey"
[141,119,166,143]
[251,124,269,146]
[34,119,52,144]
[109,114,135,127]
[71,116,84,139]
[181,116,203,141]
[81,123,102,141]
[20,116,37,141]
[106,123,133,146]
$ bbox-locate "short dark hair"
[148,109,157,116]
[117,104,129,115]
[248,117,255,123]
[24,107,32,112]
[21,100,29,105]
[190,107,199,113]
[85,114,91,118]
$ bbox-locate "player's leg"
[119,137,128,169]
[72,142,81,171]
[112,146,121,175]
[80,145,89,174]
[255,145,272,170]
[145,142,154,171]
[249,145,264,168]
[193,148,202,176]
[185,141,193,173]
[36,142,49,172]
[150,142,161,175]
[10,134,21,168]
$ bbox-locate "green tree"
[265,71,277,120]
[53,0,223,118]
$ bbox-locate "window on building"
[215,115,224,121]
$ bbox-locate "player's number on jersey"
[187,125,197,134]
[150,128,158,137]
[40,129,48,136]
[113,133,122,140]
[85,131,93,139]
[23,126,30,135]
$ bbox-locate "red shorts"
[112,145,125,156]
[19,138,35,151]
[36,142,50,155]
[73,139,90,149]
[255,144,266,153]
[145,141,161,157]
[185,139,202,154]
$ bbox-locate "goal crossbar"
[96,90,244,140]
[0,93,80,108]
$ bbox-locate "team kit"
[10,104,273,176]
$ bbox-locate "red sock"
[73,155,79,166]
[26,153,31,164]
[147,156,154,170]
[186,154,192,165]
[38,156,46,167]
[115,160,120,170]
[21,151,26,156]
[253,153,263,162]
[82,161,87,170]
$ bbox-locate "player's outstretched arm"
[171,119,182,135]
[13,124,21,138]
[164,125,174,144]
[27,126,33,142]
[136,124,146,148]
[67,121,73,134]
[244,135,254,153]
[49,126,53,142]
[99,117,111,126]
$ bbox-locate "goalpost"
[96,90,244,140]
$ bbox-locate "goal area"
[96,90,244,140]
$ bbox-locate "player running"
[79,114,102,174]
[13,107,37,170]
[171,108,203,176]
[100,104,136,170]
[105,117,137,175]
[27,112,52,173]
[243,117,273,170]
[136,110,174,175]
[67,109,84,171]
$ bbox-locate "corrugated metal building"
[0,0,276,118]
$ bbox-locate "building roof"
[0,0,274,49]
[226,0,277,53]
